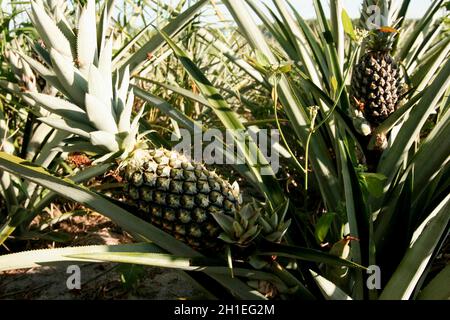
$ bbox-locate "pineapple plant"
[16,0,264,252]
[351,28,403,125]
[0,0,446,302]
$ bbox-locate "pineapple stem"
[271,77,307,175]
[305,44,360,191]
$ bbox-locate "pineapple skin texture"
[351,51,402,124]
[121,148,240,251]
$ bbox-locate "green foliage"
[0,0,448,301]
[359,173,387,198]
[314,212,337,244]
[341,9,356,41]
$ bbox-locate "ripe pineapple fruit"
[18,0,261,252]
[351,28,403,125]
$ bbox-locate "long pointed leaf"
[379,194,450,300]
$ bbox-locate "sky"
[284,0,435,19]
[195,0,439,28]
[0,0,439,24]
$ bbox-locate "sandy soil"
[0,212,206,300]
[0,263,207,299]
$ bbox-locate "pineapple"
[351,28,403,125]
[18,0,262,251]
[123,148,242,250]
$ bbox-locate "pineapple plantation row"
[0,0,448,300]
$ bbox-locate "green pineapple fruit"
[19,0,256,251]
[351,27,403,125]
[123,148,241,250]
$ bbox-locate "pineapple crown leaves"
[360,0,403,30]
[366,27,399,52]
[212,199,292,246]
[212,202,262,247]
[258,199,291,243]
[22,0,143,162]
[360,0,403,51]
